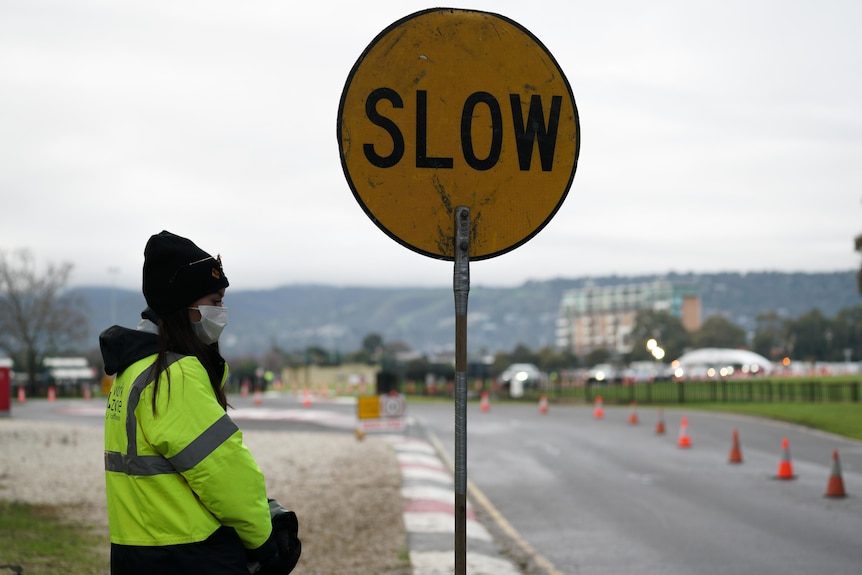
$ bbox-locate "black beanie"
[142,231,229,315]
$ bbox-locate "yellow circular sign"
[338,8,579,260]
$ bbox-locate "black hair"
[148,306,229,415]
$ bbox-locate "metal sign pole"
[339,11,578,574]
[453,206,470,575]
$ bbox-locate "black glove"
[258,499,301,575]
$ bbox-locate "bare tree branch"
[0,248,90,390]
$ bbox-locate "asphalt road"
[8,393,862,574]
[408,400,862,575]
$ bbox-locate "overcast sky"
[2,0,861,292]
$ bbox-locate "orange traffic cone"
[775,437,796,480]
[253,389,263,407]
[240,381,250,397]
[83,385,92,401]
[655,408,666,435]
[538,393,549,414]
[628,402,639,425]
[302,389,312,408]
[728,428,743,464]
[677,416,692,448]
[17,386,26,403]
[824,449,847,498]
[593,396,604,419]
[479,391,490,413]
[47,386,56,402]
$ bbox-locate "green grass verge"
[673,402,862,441]
[0,500,108,575]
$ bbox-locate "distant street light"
[108,266,119,325]
[646,338,664,360]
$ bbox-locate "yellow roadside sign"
[357,395,381,420]
[338,8,579,260]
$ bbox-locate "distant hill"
[79,271,861,358]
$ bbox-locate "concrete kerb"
[423,429,565,575]
[382,433,523,575]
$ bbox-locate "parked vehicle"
[586,363,623,385]
[500,363,544,398]
[624,361,674,383]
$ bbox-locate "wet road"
[10,394,862,574]
[409,401,862,575]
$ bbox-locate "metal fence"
[569,379,861,405]
[321,377,861,406]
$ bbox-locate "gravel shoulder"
[0,419,411,575]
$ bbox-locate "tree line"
[2,250,861,388]
[435,306,862,378]
[241,306,862,384]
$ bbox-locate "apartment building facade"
[556,279,701,357]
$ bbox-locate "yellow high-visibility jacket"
[104,352,271,550]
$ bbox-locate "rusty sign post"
[453,205,470,566]
[338,8,579,573]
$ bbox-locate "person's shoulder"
[171,354,204,373]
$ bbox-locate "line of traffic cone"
[593,396,604,419]
[538,393,548,414]
[480,391,490,413]
[628,402,638,425]
[583,404,848,498]
[775,437,796,480]
[728,428,743,464]
[824,449,847,498]
[677,416,692,448]
[655,408,666,435]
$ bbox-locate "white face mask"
[189,305,228,344]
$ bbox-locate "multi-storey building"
[556,279,701,357]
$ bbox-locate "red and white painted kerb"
[385,436,521,575]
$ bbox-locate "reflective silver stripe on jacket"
[104,353,238,477]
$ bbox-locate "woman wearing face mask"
[99,230,300,575]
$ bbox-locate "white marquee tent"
[675,348,773,375]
